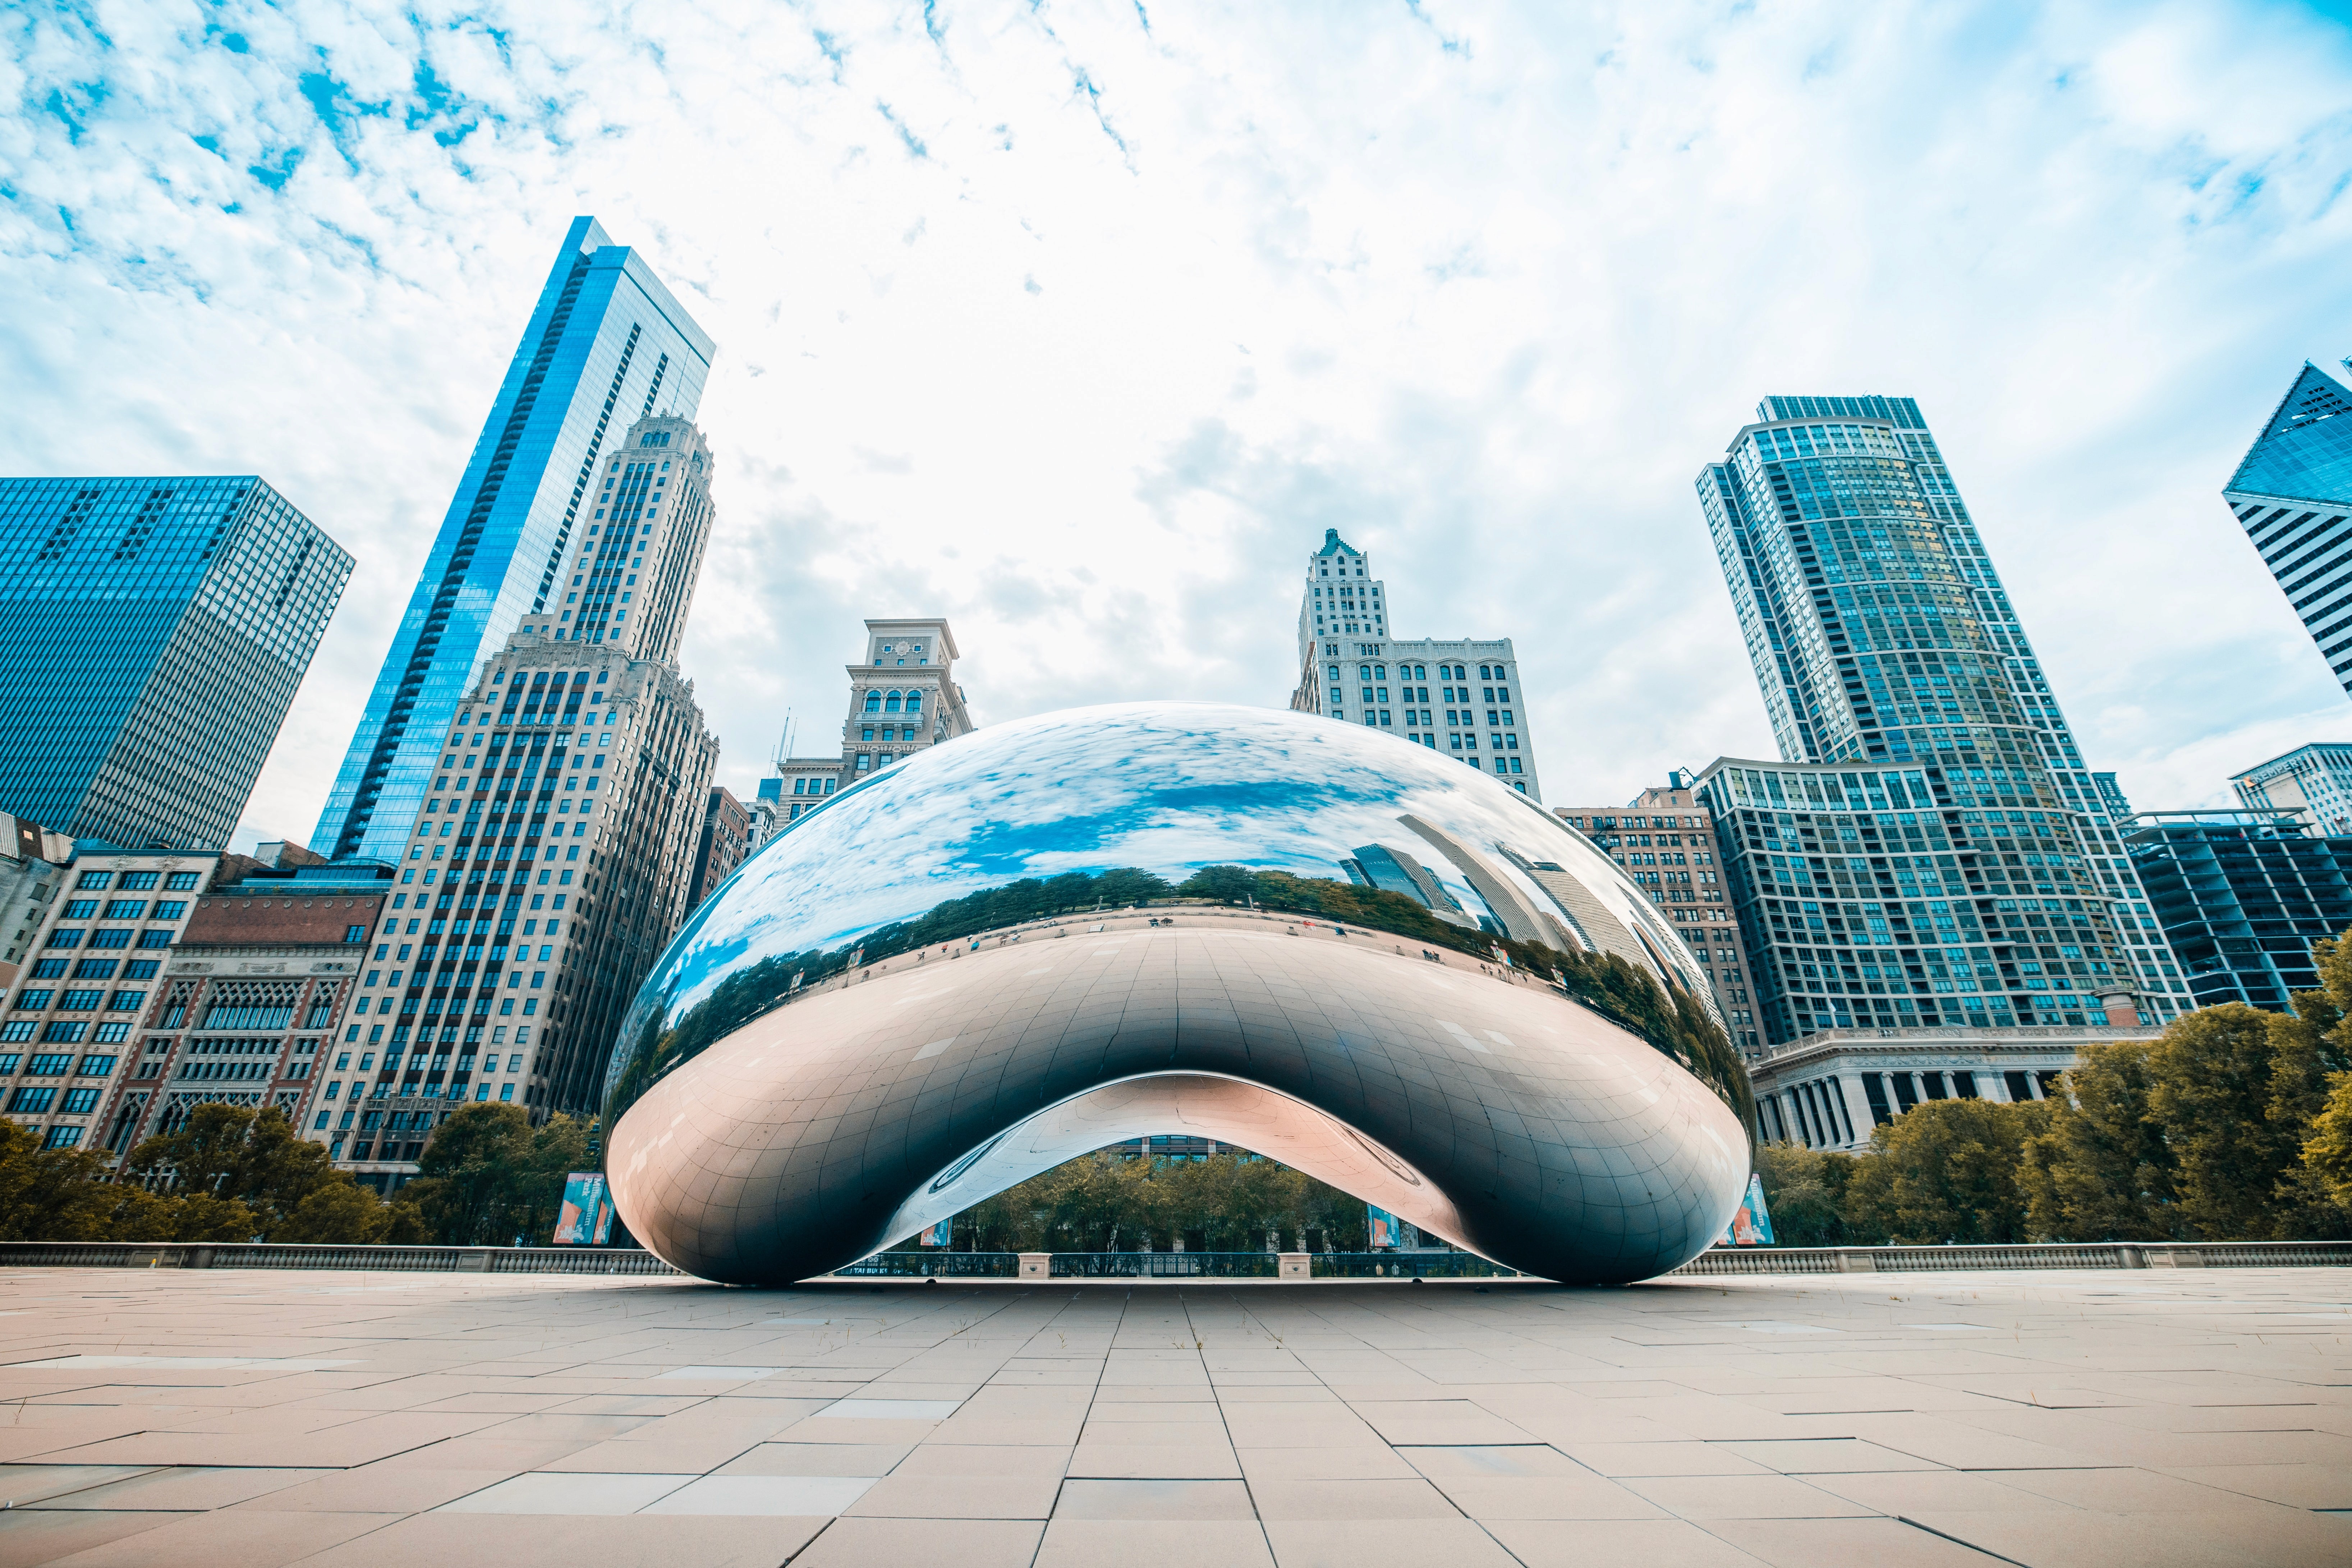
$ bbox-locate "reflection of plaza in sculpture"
[603,703,1753,1285]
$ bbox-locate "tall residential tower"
[0,478,350,850]
[2223,363,2352,698]
[1694,395,2186,1052]
[316,218,714,862]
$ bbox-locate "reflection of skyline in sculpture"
[623,704,1706,1043]
[1344,841,1472,927]
[601,703,1752,1287]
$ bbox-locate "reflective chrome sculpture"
[605,703,1752,1284]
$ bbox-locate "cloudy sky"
[8,0,2352,847]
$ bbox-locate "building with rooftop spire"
[2222,362,2352,699]
[1288,528,1544,800]
[324,415,723,1181]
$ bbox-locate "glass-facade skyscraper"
[0,477,351,850]
[2223,362,2352,698]
[1692,395,2188,1045]
[314,217,715,862]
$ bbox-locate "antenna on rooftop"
[772,710,794,770]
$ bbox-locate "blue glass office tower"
[0,477,350,851]
[315,218,715,861]
[2223,363,2352,697]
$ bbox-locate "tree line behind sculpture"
[606,863,1757,1137]
[1753,933,2352,1246]
[0,1102,591,1247]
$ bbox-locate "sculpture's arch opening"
[876,1070,1473,1257]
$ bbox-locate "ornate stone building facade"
[327,416,725,1181]
[751,617,975,847]
[105,862,386,1159]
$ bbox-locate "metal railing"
[1318,1251,1523,1278]
[0,1242,682,1274]
[3,1240,2347,1278]
[1051,1251,1279,1277]
[1667,1240,2352,1274]
[835,1251,1020,1278]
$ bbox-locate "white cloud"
[3,0,2349,849]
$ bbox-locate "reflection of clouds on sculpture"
[601,703,1752,1286]
[627,702,1682,1039]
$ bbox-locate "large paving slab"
[0,1266,2346,1566]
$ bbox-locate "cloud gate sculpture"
[603,703,1754,1285]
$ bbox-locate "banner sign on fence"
[919,1217,951,1248]
[1723,1173,1776,1246]
[554,1172,614,1246]
[1366,1204,1404,1250]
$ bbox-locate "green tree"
[403,1105,592,1245]
[403,1104,533,1244]
[1844,1098,2047,1245]
[1751,1142,1868,1246]
[2254,989,2352,1239]
[0,1118,275,1242]
[0,1120,137,1240]
[123,1104,387,1240]
[2146,1003,2328,1241]
[2278,932,2352,1226]
[2306,1072,2352,1207]
[931,1149,1369,1254]
[276,1180,396,1244]
[2017,1040,2185,1242]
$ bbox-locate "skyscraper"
[323,415,722,1172]
[1289,529,1544,799]
[0,477,350,851]
[687,786,750,912]
[2223,362,2352,698]
[1694,394,2187,1048]
[316,217,715,862]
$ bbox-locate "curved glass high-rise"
[1694,395,2190,1044]
[314,218,715,862]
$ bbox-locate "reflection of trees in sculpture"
[1174,865,1754,1138]
[606,862,1755,1141]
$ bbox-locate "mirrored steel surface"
[603,702,1751,1284]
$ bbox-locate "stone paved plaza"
[0,1268,2347,1567]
